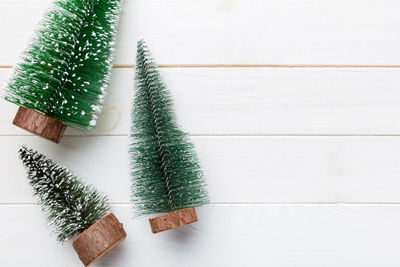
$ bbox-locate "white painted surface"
[3,135,400,204]
[2,0,400,66]
[1,0,400,266]
[3,67,400,136]
[2,204,400,267]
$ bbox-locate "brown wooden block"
[149,207,198,234]
[13,106,66,143]
[72,213,126,266]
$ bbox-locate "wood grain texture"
[149,208,198,233]
[3,135,400,204]
[2,68,400,136]
[73,213,126,266]
[3,204,400,267]
[13,106,66,143]
[1,0,400,66]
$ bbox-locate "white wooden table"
[1,0,400,266]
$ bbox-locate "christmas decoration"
[129,40,209,233]
[19,146,126,266]
[5,0,123,143]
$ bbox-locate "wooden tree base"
[13,106,66,143]
[72,213,126,266]
[149,207,198,234]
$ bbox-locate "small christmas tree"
[129,40,209,234]
[19,146,126,266]
[5,0,123,143]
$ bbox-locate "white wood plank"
[3,135,400,204]
[2,67,400,136]
[1,204,400,266]
[1,0,400,65]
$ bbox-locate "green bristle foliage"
[129,40,209,217]
[5,0,122,131]
[19,146,110,243]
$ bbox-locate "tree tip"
[18,145,28,154]
[18,145,33,162]
[137,38,148,51]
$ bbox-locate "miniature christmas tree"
[19,146,126,266]
[5,0,123,143]
[129,40,209,234]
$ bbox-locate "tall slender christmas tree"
[19,146,126,266]
[130,40,209,234]
[5,0,122,143]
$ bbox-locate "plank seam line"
[2,134,400,137]
[4,202,400,206]
[2,65,400,69]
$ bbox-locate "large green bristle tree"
[19,146,110,242]
[129,40,209,218]
[5,0,122,131]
